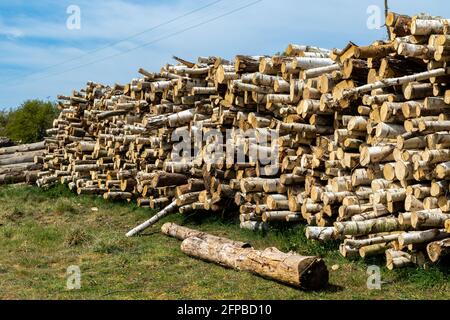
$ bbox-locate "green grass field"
[0,184,448,300]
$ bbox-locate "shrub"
[2,99,59,143]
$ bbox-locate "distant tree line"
[0,100,59,144]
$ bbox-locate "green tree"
[0,111,8,136]
[4,100,59,143]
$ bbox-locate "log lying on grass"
[126,200,177,237]
[163,223,329,290]
[126,190,204,237]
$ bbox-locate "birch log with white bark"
[398,229,449,249]
[126,200,177,237]
[0,141,45,155]
[161,223,250,247]
[339,68,449,100]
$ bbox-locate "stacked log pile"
[0,141,45,185]
[301,12,450,268]
[24,12,450,269]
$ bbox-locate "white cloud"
[0,0,233,41]
[0,19,24,38]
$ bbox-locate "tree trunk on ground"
[161,222,250,248]
[180,235,329,290]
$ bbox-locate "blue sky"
[1,0,449,110]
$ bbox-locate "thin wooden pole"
[384,0,391,39]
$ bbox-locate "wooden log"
[385,249,413,270]
[426,238,450,262]
[240,221,269,231]
[126,200,177,237]
[179,235,329,290]
[151,172,188,188]
[411,18,450,36]
[176,191,201,207]
[359,243,391,258]
[161,223,250,247]
[344,233,402,249]
[305,226,337,241]
[334,217,403,237]
[360,145,394,166]
[262,211,296,222]
[398,229,449,249]
[339,244,360,259]
[340,68,449,100]
[0,141,45,155]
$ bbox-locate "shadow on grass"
[139,230,162,237]
[181,207,240,226]
[317,283,345,293]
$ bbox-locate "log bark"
[334,217,404,237]
[411,210,450,229]
[161,223,250,247]
[340,68,449,100]
[180,236,329,290]
[126,200,177,237]
[305,226,337,241]
[398,229,449,249]
[0,141,45,155]
[344,233,402,249]
[426,238,450,262]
